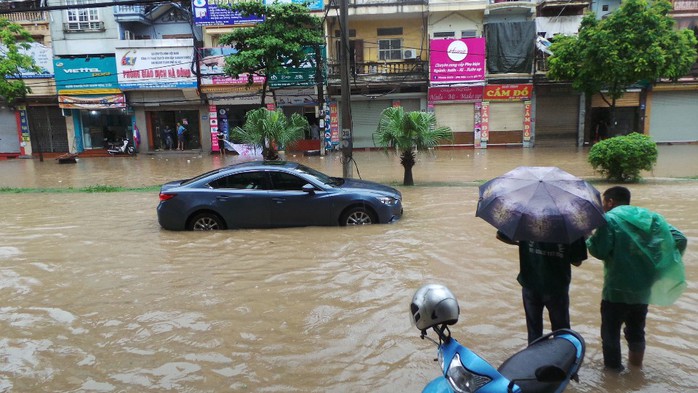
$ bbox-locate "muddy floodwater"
[1,145,697,392]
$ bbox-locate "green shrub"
[588,133,658,182]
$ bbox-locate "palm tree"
[374,107,452,186]
[233,107,308,160]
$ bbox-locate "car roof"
[228,161,300,171]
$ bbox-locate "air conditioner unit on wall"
[403,49,416,60]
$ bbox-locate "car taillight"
[159,193,176,201]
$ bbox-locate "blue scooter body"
[423,329,585,393]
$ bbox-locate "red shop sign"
[484,84,533,101]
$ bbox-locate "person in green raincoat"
[586,186,687,372]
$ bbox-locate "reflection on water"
[0,146,697,392]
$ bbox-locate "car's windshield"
[294,164,343,186]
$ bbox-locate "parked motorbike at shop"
[106,137,136,156]
[410,284,585,393]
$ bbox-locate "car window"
[210,171,266,190]
[181,168,227,185]
[268,171,310,191]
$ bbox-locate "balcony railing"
[63,21,105,32]
[2,10,47,23]
[327,60,428,79]
[113,4,151,23]
[673,0,698,10]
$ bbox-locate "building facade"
[2,0,698,158]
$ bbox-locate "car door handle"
[272,198,285,204]
[216,195,231,200]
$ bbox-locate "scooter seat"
[497,335,577,393]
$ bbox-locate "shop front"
[428,38,487,147]
[534,84,582,145]
[116,40,202,152]
[429,85,484,147]
[4,42,59,157]
[347,97,422,149]
[54,55,129,152]
[0,107,20,157]
[269,46,325,150]
[206,91,267,152]
[199,46,271,153]
[647,86,698,143]
[590,90,642,142]
[482,84,533,147]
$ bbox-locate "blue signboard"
[192,0,322,26]
[54,56,120,93]
[192,0,264,26]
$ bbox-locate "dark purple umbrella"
[476,166,606,244]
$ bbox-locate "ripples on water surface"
[0,146,697,392]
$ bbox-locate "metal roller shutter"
[649,91,698,143]
[0,110,19,153]
[434,103,475,133]
[350,99,420,148]
[28,106,69,153]
[489,102,523,132]
[535,95,579,139]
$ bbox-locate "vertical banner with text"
[209,105,220,152]
[480,102,490,146]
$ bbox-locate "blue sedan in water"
[157,161,403,231]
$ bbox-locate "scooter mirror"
[534,365,567,382]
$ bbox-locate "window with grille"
[65,0,102,31]
[379,39,402,61]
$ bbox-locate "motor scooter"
[106,137,136,155]
[411,284,585,393]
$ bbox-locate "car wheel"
[188,212,226,231]
[340,207,375,226]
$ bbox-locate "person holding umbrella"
[476,166,605,344]
[496,231,587,344]
[586,186,687,372]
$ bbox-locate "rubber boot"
[628,350,644,368]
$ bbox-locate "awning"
[58,94,126,109]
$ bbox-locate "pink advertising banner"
[428,86,484,103]
[430,38,486,83]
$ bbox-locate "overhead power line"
[0,0,169,14]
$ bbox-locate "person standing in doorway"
[164,125,174,150]
[586,186,687,372]
[217,130,226,157]
[497,231,587,344]
[176,122,186,150]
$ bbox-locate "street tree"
[0,18,39,104]
[233,107,308,160]
[547,0,697,131]
[374,107,452,186]
[218,1,324,107]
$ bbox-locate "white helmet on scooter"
[410,284,460,331]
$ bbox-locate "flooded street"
[1,145,697,392]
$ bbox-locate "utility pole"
[315,44,326,156]
[339,0,353,178]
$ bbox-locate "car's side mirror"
[302,183,315,194]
